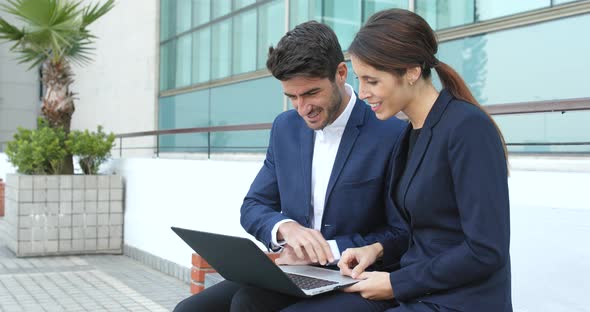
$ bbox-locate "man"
[174,21,406,312]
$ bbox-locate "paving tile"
[0,226,188,312]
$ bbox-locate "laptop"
[171,227,358,297]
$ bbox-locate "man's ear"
[335,62,348,84]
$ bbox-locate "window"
[436,13,590,104]
[160,0,175,40]
[258,0,285,69]
[234,0,256,11]
[233,9,258,74]
[289,0,322,29]
[159,91,210,153]
[192,27,211,84]
[475,0,549,21]
[415,0,474,30]
[176,0,192,33]
[211,19,232,80]
[192,0,211,27]
[322,0,362,50]
[212,0,232,19]
[433,13,590,153]
[176,34,192,88]
[362,0,408,23]
[159,41,176,91]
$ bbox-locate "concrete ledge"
[124,244,191,284]
[509,155,590,172]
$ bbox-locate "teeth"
[368,103,380,108]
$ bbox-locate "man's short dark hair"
[266,21,344,81]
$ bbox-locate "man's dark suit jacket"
[381,89,512,312]
[241,96,407,254]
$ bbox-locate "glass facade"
[436,13,590,105]
[363,0,408,22]
[211,20,232,80]
[159,0,590,154]
[192,0,210,26]
[258,1,285,69]
[415,0,475,29]
[192,28,211,84]
[476,0,549,21]
[159,76,283,152]
[415,0,585,30]
[322,0,362,49]
[434,13,590,152]
[232,8,257,75]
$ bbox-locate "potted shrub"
[3,121,124,257]
[0,0,121,257]
[5,119,67,175]
[0,0,115,174]
[66,126,116,175]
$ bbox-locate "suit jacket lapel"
[300,124,314,227]
[397,127,432,211]
[324,98,364,207]
[390,123,412,221]
[398,89,454,212]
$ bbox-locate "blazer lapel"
[397,127,432,211]
[389,123,412,221]
[389,124,411,190]
[300,124,314,227]
[398,89,454,212]
[324,98,364,206]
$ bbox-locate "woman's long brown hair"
[349,9,509,167]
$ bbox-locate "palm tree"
[0,0,114,174]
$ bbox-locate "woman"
[338,9,512,312]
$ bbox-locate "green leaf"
[5,118,68,175]
[66,125,115,175]
[0,17,24,41]
[0,0,114,69]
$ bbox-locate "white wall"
[71,0,158,156]
[1,154,589,311]
[508,171,589,312]
[105,157,590,312]
[0,153,15,180]
[0,0,39,148]
[102,157,266,269]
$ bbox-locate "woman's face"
[351,55,413,120]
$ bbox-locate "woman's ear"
[406,66,422,85]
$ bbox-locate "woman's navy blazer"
[381,90,512,312]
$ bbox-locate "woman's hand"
[338,243,383,278]
[342,271,394,300]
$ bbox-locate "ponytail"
[435,62,509,170]
[349,8,509,170]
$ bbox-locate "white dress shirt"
[270,84,356,260]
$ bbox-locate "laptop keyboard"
[285,273,339,290]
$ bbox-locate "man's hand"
[338,243,383,278]
[277,222,334,265]
[275,244,313,265]
[341,271,394,300]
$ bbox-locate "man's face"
[281,77,344,130]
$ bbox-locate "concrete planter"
[3,174,124,257]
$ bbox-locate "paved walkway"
[0,242,189,311]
